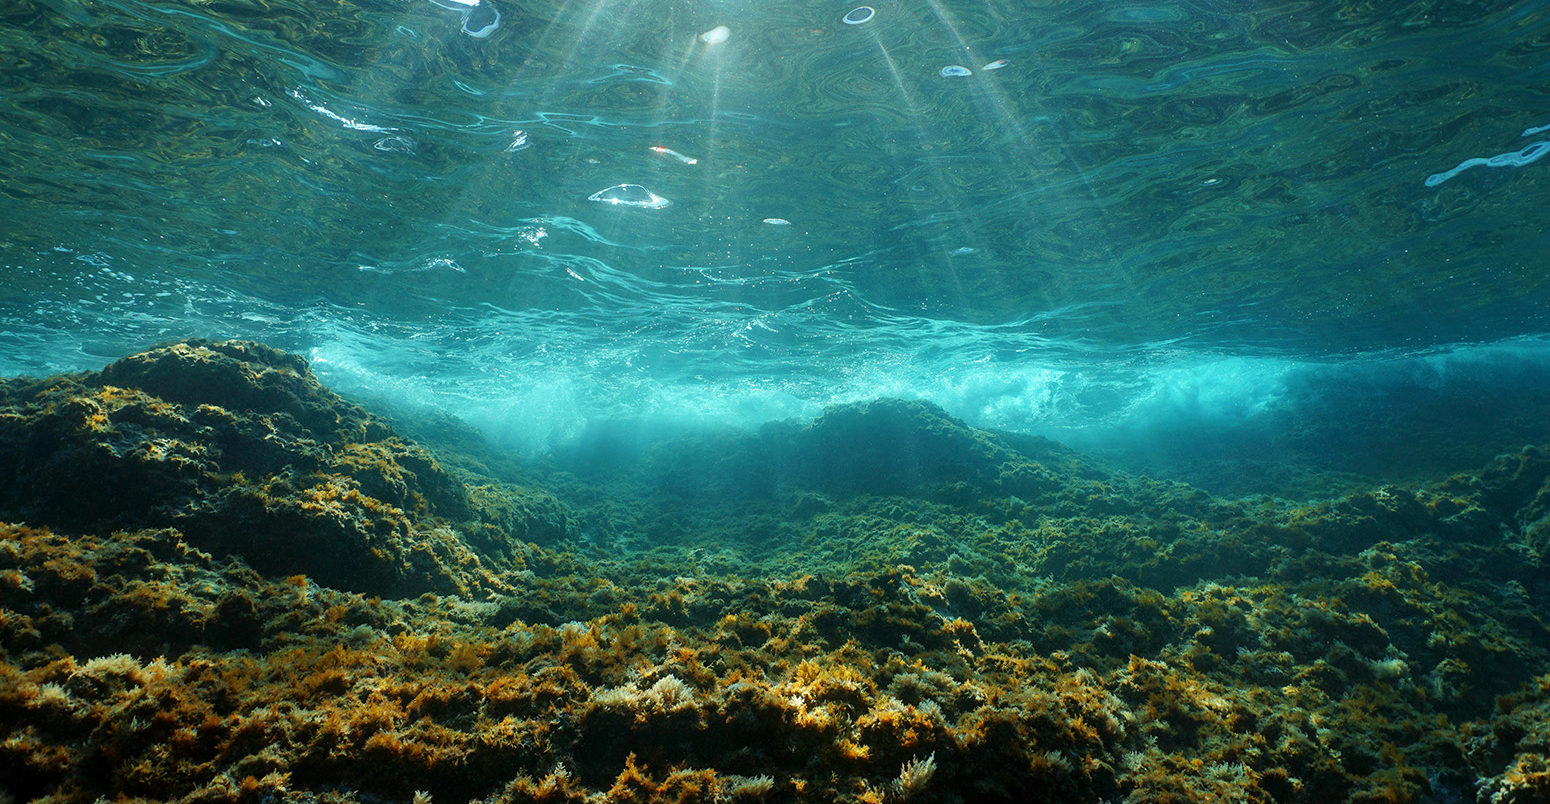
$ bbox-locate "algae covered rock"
[0,339,529,597]
[94,339,377,443]
[3,340,1550,804]
[612,397,1084,503]
[771,399,1008,496]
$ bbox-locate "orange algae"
[0,341,1547,801]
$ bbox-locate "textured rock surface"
[0,339,567,597]
[1,340,1549,803]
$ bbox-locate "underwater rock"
[0,339,559,597]
[94,339,378,443]
[1,341,1550,802]
[609,398,1086,503]
[1475,677,1550,802]
[771,399,1012,496]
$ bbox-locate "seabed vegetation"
[1,340,1548,803]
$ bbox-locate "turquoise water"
[3,0,1550,481]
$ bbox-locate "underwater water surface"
[3,0,1549,482]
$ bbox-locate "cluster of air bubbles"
[834,7,1008,77]
[573,6,1011,225]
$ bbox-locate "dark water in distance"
[3,0,1550,481]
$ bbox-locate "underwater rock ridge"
[0,339,565,597]
[1,340,1550,802]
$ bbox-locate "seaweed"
[0,340,1547,802]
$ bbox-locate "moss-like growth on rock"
[0,339,570,597]
[1,340,1549,803]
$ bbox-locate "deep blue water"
[3,0,1549,482]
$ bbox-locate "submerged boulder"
[776,399,1008,495]
[0,339,515,597]
[764,398,1085,501]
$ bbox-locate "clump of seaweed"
[891,752,936,799]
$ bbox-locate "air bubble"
[373,135,416,153]
[462,3,499,37]
[588,184,671,209]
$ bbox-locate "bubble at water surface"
[373,135,415,153]
[426,0,500,38]
[461,3,500,38]
[843,7,875,25]
[588,184,671,209]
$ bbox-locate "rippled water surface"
[3,0,1550,474]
